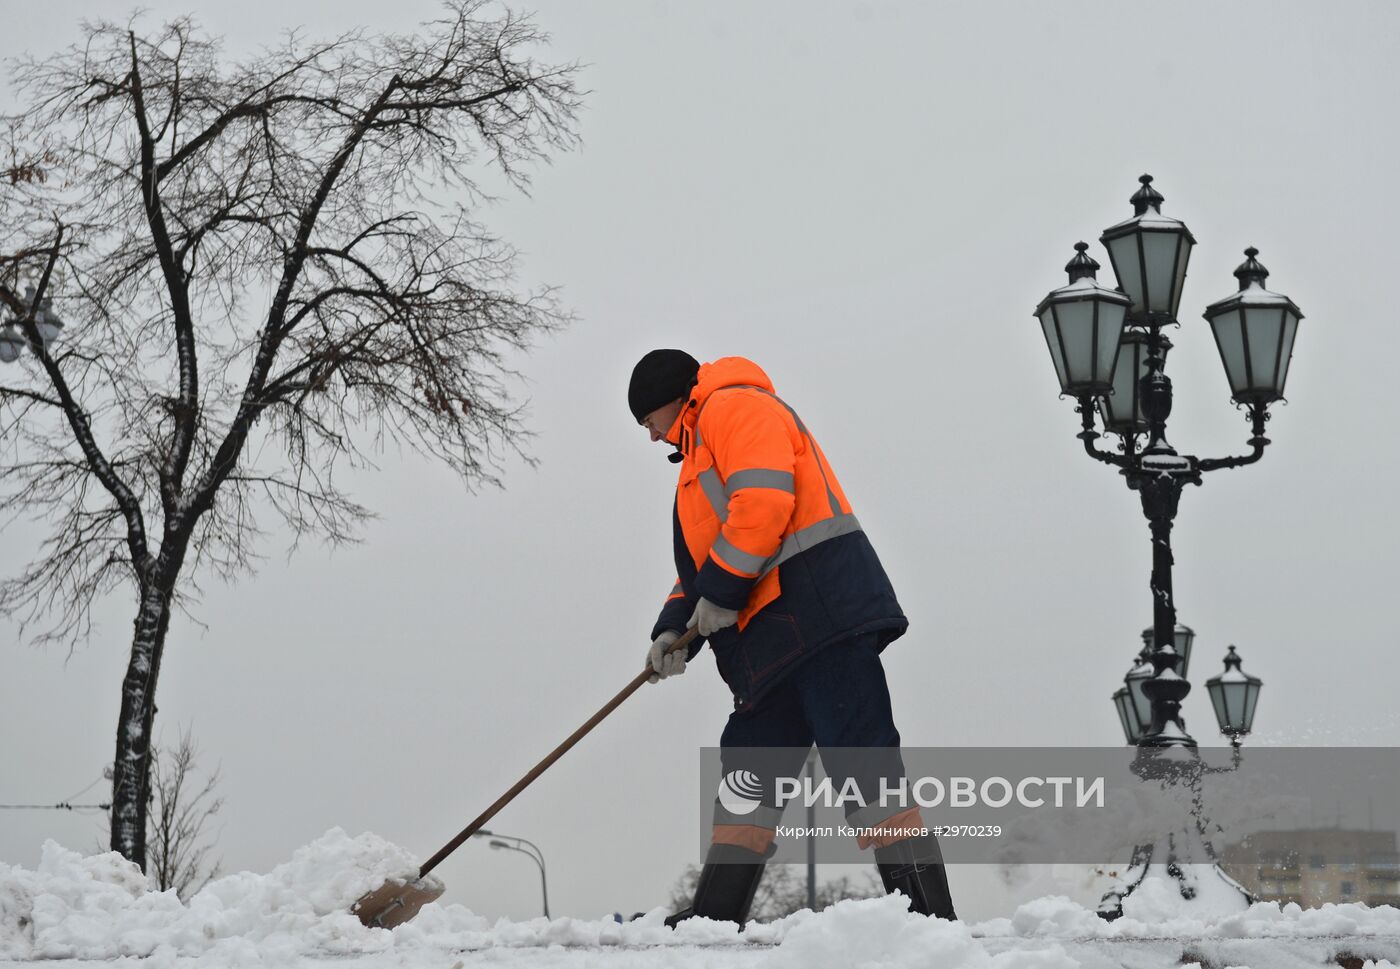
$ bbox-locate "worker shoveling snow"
[5,831,1400,968]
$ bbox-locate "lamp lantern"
[1202,248,1302,405]
[1205,645,1262,742]
[1099,174,1195,324]
[1036,242,1132,396]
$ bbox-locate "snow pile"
[4,833,1400,967]
[393,903,752,952]
[758,895,1076,969]
[0,828,428,962]
[1116,863,1251,927]
[984,891,1400,943]
[1005,895,1104,938]
[389,892,1400,969]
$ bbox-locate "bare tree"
[667,864,883,922]
[146,728,224,899]
[0,2,580,869]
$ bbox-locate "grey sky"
[3,0,1399,924]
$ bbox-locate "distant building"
[1221,829,1400,908]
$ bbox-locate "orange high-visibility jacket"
[652,357,907,708]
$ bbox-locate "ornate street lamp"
[1036,242,1133,397]
[1205,646,1262,746]
[1040,174,1293,918]
[1037,173,1299,751]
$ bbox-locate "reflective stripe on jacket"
[651,357,908,708]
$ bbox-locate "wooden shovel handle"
[418,625,699,878]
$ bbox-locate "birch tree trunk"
[111,578,176,866]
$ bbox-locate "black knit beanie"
[628,349,700,422]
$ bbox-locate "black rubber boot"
[874,832,957,920]
[665,843,769,928]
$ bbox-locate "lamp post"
[1039,174,1299,750]
[474,829,550,919]
[1038,174,1299,914]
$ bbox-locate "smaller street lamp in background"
[0,326,22,363]
[473,829,550,919]
[1,285,64,363]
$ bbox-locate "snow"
[3,831,1400,968]
[0,829,429,963]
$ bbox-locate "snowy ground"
[3,831,1399,968]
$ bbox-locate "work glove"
[647,629,686,684]
[688,597,740,638]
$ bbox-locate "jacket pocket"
[736,610,806,686]
[677,445,714,487]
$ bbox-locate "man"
[629,349,956,926]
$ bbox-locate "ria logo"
[717,769,764,816]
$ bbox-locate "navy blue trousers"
[715,633,910,842]
[720,632,901,750]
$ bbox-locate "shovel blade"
[352,877,445,929]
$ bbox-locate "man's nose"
[649,425,663,442]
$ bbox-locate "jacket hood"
[664,357,775,448]
[691,357,775,406]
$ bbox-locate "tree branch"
[128,31,200,527]
[17,226,153,576]
[0,385,64,408]
[190,72,406,513]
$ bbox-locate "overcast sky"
[4,0,1399,924]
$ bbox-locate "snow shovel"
[352,626,700,928]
